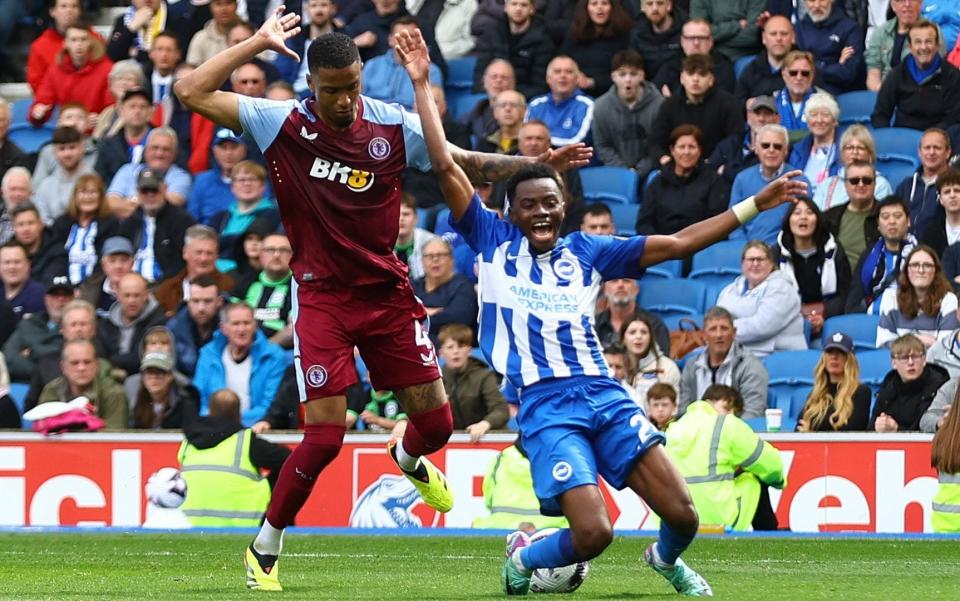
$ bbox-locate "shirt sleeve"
[238,96,297,152]
[107,164,134,197]
[588,233,647,280]
[165,167,193,199]
[400,108,432,172]
[450,194,513,254]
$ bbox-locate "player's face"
[309,62,362,130]
[510,177,565,252]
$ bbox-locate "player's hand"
[754,169,807,211]
[395,29,432,84]
[465,420,491,443]
[256,6,302,61]
[536,143,593,173]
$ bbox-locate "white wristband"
[732,195,759,224]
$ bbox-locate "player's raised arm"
[639,170,807,268]
[449,139,593,185]
[174,6,301,131]
[397,30,474,220]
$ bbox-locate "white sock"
[253,519,284,556]
[394,439,421,472]
[512,551,531,576]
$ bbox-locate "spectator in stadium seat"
[412,237,479,346]
[872,20,960,133]
[117,167,195,283]
[186,127,248,226]
[594,277,670,352]
[654,18,736,98]
[77,236,135,315]
[476,90,525,156]
[873,333,950,431]
[29,23,114,128]
[11,204,69,285]
[823,160,882,267]
[225,217,272,287]
[50,174,120,286]
[845,194,916,314]
[141,31,183,129]
[193,301,288,426]
[776,197,852,335]
[186,0,239,67]
[865,0,941,92]
[646,382,678,429]
[0,101,28,186]
[0,168,32,246]
[775,50,825,139]
[637,124,729,236]
[108,128,192,219]
[33,127,95,225]
[92,59,148,141]
[630,0,683,83]
[876,245,959,347]
[275,0,343,97]
[525,56,595,147]
[716,240,807,358]
[796,332,872,431]
[394,193,436,281]
[33,104,99,187]
[346,0,448,71]
[794,0,865,95]
[650,53,743,162]
[167,274,223,377]
[153,224,234,316]
[0,242,45,322]
[603,341,629,384]
[472,0,554,99]
[437,323,509,442]
[620,312,680,405]
[224,21,284,87]
[813,125,894,212]
[558,0,633,99]
[361,18,444,110]
[3,274,75,382]
[461,59,516,144]
[591,49,663,179]
[27,0,88,93]
[121,322,184,402]
[788,93,842,196]
[210,161,280,274]
[708,95,781,187]
[98,272,167,376]
[735,15,795,105]
[37,339,129,429]
[234,233,294,346]
[580,202,615,235]
[730,124,809,245]
[95,88,155,186]
[895,128,953,239]
[922,350,960,431]
[678,306,769,418]
[422,0,478,60]
[105,0,204,67]
[923,169,960,258]
[129,350,198,429]
[690,0,765,61]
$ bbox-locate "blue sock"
[519,529,581,570]
[656,522,696,566]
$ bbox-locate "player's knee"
[572,523,613,560]
[670,500,699,536]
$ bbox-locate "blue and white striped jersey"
[452,196,647,391]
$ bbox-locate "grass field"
[1,532,958,600]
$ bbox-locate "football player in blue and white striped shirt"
[399,29,806,598]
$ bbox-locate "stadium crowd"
[0,0,959,443]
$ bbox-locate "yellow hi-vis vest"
[177,429,271,527]
[472,444,569,530]
[665,401,786,529]
[932,472,960,533]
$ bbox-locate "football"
[528,528,591,594]
[146,467,188,509]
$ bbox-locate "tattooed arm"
[449,143,592,184]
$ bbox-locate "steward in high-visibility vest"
[931,399,960,533]
[666,385,786,531]
[178,389,291,527]
[473,438,569,530]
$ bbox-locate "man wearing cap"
[0,241,45,323]
[77,236,136,315]
[130,350,199,429]
[708,95,782,186]
[98,272,166,376]
[107,127,193,219]
[37,339,129,429]
[2,273,75,382]
[33,126,95,224]
[187,126,248,226]
[118,167,196,284]
[95,88,155,185]
[10,203,68,284]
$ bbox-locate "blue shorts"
[517,376,666,516]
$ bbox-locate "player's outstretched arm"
[174,6,301,131]
[448,142,593,184]
[639,170,807,268]
[396,29,474,220]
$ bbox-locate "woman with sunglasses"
[775,50,825,140]
[812,124,894,211]
[876,245,959,347]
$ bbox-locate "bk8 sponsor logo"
[309,158,374,192]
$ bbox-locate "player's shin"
[519,528,584,570]
[655,520,698,566]
[399,402,453,460]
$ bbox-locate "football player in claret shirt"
[174,6,591,592]
[396,27,807,598]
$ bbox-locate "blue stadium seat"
[689,240,744,277]
[446,55,478,91]
[8,383,28,413]
[875,154,918,190]
[8,124,55,154]
[764,350,820,426]
[822,314,880,351]
[837,90,877,125]
[450,92,487,120]
[433,207,454,236]
[856,349,889,394]
[643,259,682,280]
[608,203,638,236]
[734,54,756,79]
[637,278,706,315]
[871,127,923,159]
[10,98,32,125]
[580,166,638,205]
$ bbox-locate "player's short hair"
[308,32,360,73]
[438,323,473,347]
[681,53,713,75]
[584,202,612,219]
[505,164,564,209]
[611,49,644,72]
[231,160,266,181]
[400,192,418,210]
[938,169,960,191]
[890,333,925,358]
[647,382,677,404]
[702,384,743,416]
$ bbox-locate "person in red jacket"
[27,0,104,94]
[30,23,114,128]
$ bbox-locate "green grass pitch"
[1,532,958,600]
